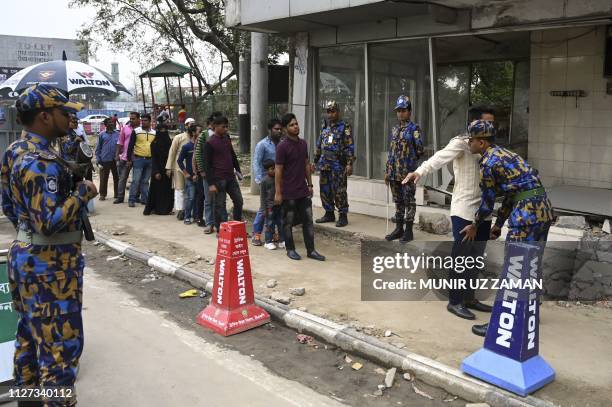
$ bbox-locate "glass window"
[436,64,470,147]
[470,61,515,148]
[369,40,433,180]
[317,46,366,176]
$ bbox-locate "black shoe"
[128,202,135,208]
[307,250,325,261]
[465,300,493,313]
[399,222,414,243]
[315,211,335,223]
[143,210,151,216]
[287,250,301,260]
[447,303,476,320]
[177,210,184,221]
[472,323,489,337]
[385,221,404,241]
[335,213,348,227]
[197,219,206,227]
[113,199,123,204]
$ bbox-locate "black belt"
[16,230,83,245]
[134,155,151,159]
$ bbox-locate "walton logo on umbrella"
[69,70,111,87]
[76,72,94,79]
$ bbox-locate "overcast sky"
[2,0,139,87]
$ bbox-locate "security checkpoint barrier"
[461,241,555,396]
[196,221,270,336]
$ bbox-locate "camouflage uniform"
[386,121,424,224]
[469,119,554,337]
[314,120,354,214]
[474,144,554,242]
[468,120,554,242]
[59,131,79,162]
[1,85,92,406]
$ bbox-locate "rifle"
[54,142,95,241]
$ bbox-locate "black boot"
[385,220,404,241]
[315,211,335,223]
[335,213,348,227]
[472,323,489,337]
[176,210,184,221]
[400,222,414,243]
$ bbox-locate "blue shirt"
[177,141,195,176]
[96,130,119,163]
[252,136,277,184]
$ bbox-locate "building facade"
[228,0,612,217]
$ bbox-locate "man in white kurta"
[166,117,195,219]
[403,107,495,321]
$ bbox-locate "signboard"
[0,250,17,383]
[103,101,141,112]
[0,35,86,69]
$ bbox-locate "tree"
[71,0,287,97]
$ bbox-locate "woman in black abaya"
[144,121,174,215]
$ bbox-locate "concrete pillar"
[238,54,250,154]
[250,32,269,194]
[291,33,310,135]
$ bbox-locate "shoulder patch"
[46,176,58,193]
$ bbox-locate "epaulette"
[37,150,57,161]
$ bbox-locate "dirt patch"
[84,241,465,407]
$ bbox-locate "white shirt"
[415,134,487,221]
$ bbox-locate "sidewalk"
[88,189,612,407]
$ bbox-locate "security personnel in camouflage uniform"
[385,95,424,242]
[1,84,98,406]
[461,119,554,337]
[59,115,82,162]
[314,101,355,227]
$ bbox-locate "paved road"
[0,221,464,407]
[1,264,343,406]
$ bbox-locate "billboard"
[0,35,87,85]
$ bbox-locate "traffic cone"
[461,241,555,396]
[196,221,270,336]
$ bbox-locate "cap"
[394,95,411,111]
[467,120,496,139]
[185,117,196,125]
[325,100,339,111]
[15,84,83,114]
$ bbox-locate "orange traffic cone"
[196,221,270,336]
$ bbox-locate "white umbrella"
[0,58,131,97]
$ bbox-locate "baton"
[424,185,453,197]
[385,184,390,235]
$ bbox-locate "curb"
[94,232,558,407]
